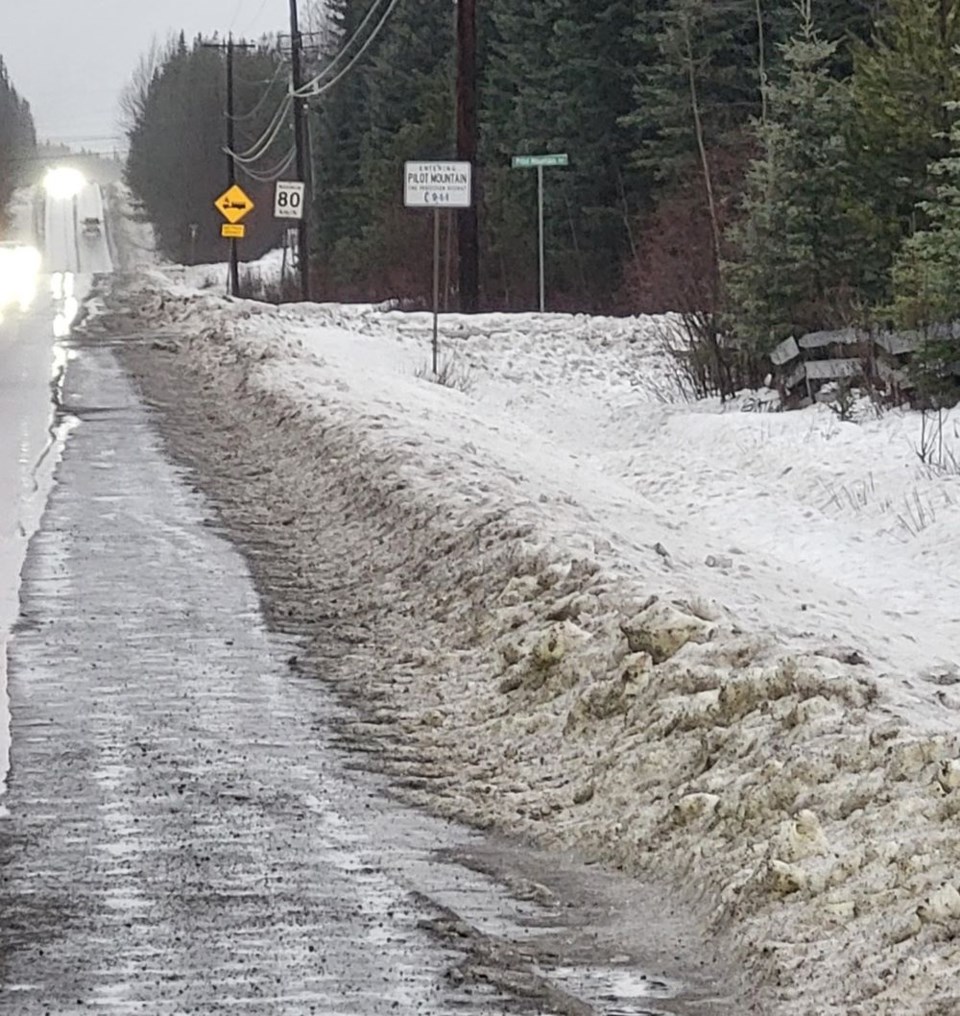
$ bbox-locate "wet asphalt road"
[0,313,736,1014]
[0,346,525,1014]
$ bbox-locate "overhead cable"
[293,0,390,91]
[238,0,272,36]
[292,0,402,99]
[226,93,292,164]
[228,57,288,122]
[239,145,297,182]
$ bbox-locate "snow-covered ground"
[96,247,960,1014]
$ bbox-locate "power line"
[228,57,288,122]
[238,0,274,37]
[229,0,247,31]
[226,93,292,163]
[239,144,297,182]
[292,0,389,91]
[292,0,401,98]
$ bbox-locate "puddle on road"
[545,966,676,1015]
[419,851,715,1015]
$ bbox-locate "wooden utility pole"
[288,0,312,301]
[456,0,478,312]
[203,35,254,295]
[226,36,240,296]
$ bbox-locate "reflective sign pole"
[537,164,545,313]
[433,210,441,373]
[510,153,569,313]
[404,161,472,373]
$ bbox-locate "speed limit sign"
[274,180,305,219]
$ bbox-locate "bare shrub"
[827,380,856,422]
[236,268,301,305]
[622,150,763,401]
[917,408,946,468]
[912,409,960,478]
[898,488,937,538]
[414,358,475,394]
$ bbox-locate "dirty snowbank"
[111,273,960,1016]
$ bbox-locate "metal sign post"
[537,165,545,314]
[214,183,254,296]
[432,209,441,373]
[404,161,473,373]
[511,153,569,312]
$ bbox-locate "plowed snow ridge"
[108,267,960,1016]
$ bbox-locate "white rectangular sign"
[404,161,472,208]
[274,180,305,219]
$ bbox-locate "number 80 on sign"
[274,180,305,220]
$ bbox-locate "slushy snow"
[105,252,960,1015]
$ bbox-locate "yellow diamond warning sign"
[215,184,254,224]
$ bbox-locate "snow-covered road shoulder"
[107,271,960,1015]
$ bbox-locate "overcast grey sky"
[1,1,287,152]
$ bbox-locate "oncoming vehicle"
[76,182,105,240]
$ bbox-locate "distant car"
[82,216,102,237]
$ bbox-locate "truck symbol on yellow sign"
[215,184,254,224]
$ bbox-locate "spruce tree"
[310,0,453,297]
[887,120,960,406]
[724,3,862,351]
[850,0,960,301]
[0,57,37,224]
[482,0,641,306]
[889,112,960,329]
[125,37,287,263]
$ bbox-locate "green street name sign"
[511,153,569,168]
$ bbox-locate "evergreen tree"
[114,0,895,310]
[478,2,558,306]
[125,37,288,263]
[0,57,37,226]
[623,0,794,318]
[310,0,453,298]
[482,0,641,307]
[889,111,960,330]
[724,4,863,351]
[887,119,960,405]
[814,0,885,73]
[310,0,376,283]
[629,0,770,179]
[850,0,960,300]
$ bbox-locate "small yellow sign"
[215,184,254,224]
[221,223,246,239]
